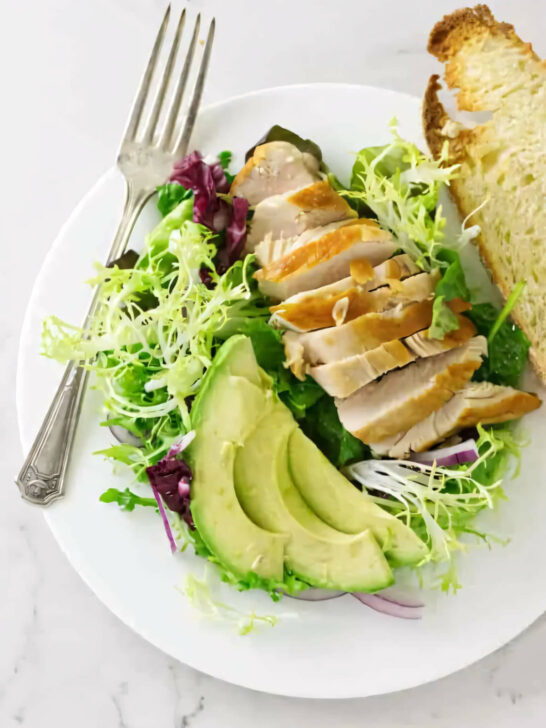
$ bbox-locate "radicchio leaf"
[217,197,250,272]
[170,151,250,272]
[170,151,229,230]
[146,454,194,528]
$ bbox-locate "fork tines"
[122,5,215,159]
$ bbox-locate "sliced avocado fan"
[189,335,428,589]
[235,408,393,592]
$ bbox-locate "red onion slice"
[150,484,177,554]
[353,592,424,619]
[377,586,425,609]
[409,438,479,467]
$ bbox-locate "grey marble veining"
[1,0,545,726]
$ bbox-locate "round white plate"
[17,83,546,698]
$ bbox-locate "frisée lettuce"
[42,201,261,477]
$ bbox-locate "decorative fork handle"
[16,184,152,506]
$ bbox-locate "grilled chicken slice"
[246,180,356,251]
[284,298,470,367]
[306,316,475,397]
[404,315,477,357]
[371,382,541,457]
[254,219,354,268]
[336,337,487,443]
[265,252,419,319]
[255,219,395,300]
[309,340,417,397]
[230,141,320,205]
[306,313,476,397]
[271,270,440,332]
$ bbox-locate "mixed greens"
[42,124,534,617]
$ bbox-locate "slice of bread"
[422,5,546,381]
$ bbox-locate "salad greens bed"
[43,123,530,608]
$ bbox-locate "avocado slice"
[190,337,286,580]
[234,408,394,592]
[288,429,428,566]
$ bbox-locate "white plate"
[16,83,546,699]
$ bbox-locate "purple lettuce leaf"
[170,151,249,270]
[170,151,229,231]
[217,196,250,272]
[146,455,194,528]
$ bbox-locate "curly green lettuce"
[42,199,261,477]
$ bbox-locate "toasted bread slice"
[423,5,546,380]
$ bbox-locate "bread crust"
[428,5,526,63]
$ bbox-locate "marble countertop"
[2,0,545,725]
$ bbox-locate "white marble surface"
[1,0,545,725]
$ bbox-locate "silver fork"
[16,6,215,506]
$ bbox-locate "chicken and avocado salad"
[42,123,541,618]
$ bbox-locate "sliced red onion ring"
[353,592,424,619]
[376,586,424,609]
[150,484,177,554]
[409,438,479,467]
[286,588,345,601]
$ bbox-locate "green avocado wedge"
[287,429,428,566]
[189,338,286,581]
[234,408,394,592]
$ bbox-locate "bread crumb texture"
[423,4,546,380]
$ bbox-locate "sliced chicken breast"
[254,219,354,268]
[246,180,356,251]
[271,270,440,332]
[265,251,418,316]
[404,315,477,357]
[255,219,395,300]
[283,298,467,368]
[305,312,477,397]
[336,337,487,443]
[309,340,416,397]
[230,141,320,205]
[371,382,541,457]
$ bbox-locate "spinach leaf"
[245,125,322,163]
[217,150,235,185]
[234,319,323,418]
[107,249,139,270]
[156,182,192,217]
[217,150,232,170]
[300,397,370,468]
[466,303,530,387]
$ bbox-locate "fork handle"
[16,183,152,505]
